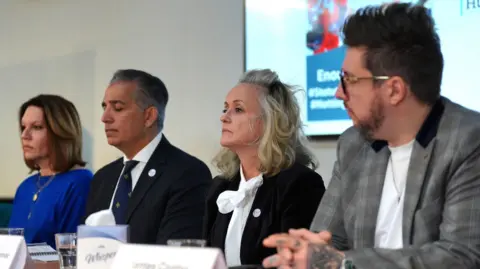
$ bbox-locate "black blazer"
[84,136,212,244]
[203,163,325,265]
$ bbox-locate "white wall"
[0,0,337,197]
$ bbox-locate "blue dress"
[8,169,93,248]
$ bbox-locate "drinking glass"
[167,239,206,247]
[0,228,24,236]
[55,233,77,269]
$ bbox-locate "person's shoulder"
[16,173,38,190]
[212,174,232,188]
[94,158,123,176]
[335,126,372,169]
[337,126,366,150]
[168,144,205,164]
[206,174,233,201]
[443,98,480,136]
[55,169,93,191]
[274,163,324,187]
[282,162,322,178]
[166,143,211,173]
[160,143,213,189]
[22,173,37,182]
[440,98,480,152]
[63,168,93,182]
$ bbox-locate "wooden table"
[33,261,60,269]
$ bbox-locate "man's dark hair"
[342,3,443,105]
[110,69,169,130]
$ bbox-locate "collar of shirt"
[123,132,163,164]
[122,132,163,189]
[238,166,262,190]
[371,97,445,152]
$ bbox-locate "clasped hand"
[262,229,344,269]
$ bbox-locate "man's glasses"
[339,70,390,96]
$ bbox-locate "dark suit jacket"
[310,97,480,268]
[203,162,325,265]
[84,136,212,244]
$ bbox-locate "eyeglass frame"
[339,70,390,97]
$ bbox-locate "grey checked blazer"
[310,97,480,269]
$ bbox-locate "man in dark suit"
[261,3,480,269]
[84,69,212,244]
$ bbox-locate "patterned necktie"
[112,160,139,224]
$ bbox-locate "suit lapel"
[355,146,390,247]
[125,137,169,223]
[402,139,436,244]
[214,176,241,251]
[240,176,275,263]
[100,160,123,210]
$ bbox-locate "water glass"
[167,239,206,247]
[55,233,77,269]
[0,228,24,236]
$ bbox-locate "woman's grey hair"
[213,69,318,179]
[110,69,169,131]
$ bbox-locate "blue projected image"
[245,0,480,136]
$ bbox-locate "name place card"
[77,225,129,269]
[0,235,34,269]
[111,244,227,269]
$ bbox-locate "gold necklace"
[33,174,56,202]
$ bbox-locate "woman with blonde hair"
[203,69,325,267]
[9,94,93,248]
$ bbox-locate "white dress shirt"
[374,139,414,249]
[216,167,263,267]
[109,132,163,209]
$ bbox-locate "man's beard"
[357,96,385,141]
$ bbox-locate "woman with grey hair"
[203,69,325,267]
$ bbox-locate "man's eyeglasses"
[339,70,390,96]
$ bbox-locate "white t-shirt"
[374,139,415,249]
